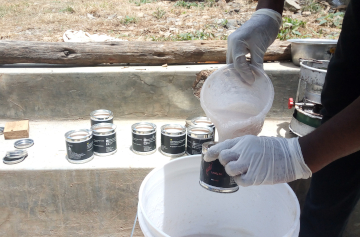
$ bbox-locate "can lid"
[65,129,92,142]
[91,123,117,135]
[132,122,157,135]
[14,139,34,149]
[187,126,213,139]
[202,141,217,154]
[161,124,186,136]
[90,109,113,121]
[0,126,4,135]
[3,150,28,165]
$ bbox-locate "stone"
[336,4,347,10]
[302,11,311,16]
[226,19,239,29]
[107,13,117,20]
[284,0,301,12]
[137,13,144,18]
[87,13,96,19]
[202,16,211,19]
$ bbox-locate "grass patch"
[60,6,75,13]
[277,17,306,40]
[174,0,216,9]
[301,0,322,13]
[153,8,166,19]
[150,30,226,41]
[122,16,138,24]
[317,12,344,28]
[129,0,156,6]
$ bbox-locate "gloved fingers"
[234,55,255,85]
[233,174,253,187]
[224,160,248,177]
[218,149,239,166]
[203,137,243,162]
[249,47,265,70]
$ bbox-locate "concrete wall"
[0,63,300,120]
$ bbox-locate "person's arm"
[256,0,285,14]
[300,96,360,173]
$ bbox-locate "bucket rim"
[138,155,300,237]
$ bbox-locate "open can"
[91,123,117,156]
[199,141,239,193]
[90,109,114,126]
[132,122,157,155]
[191,116,216,138]
[160,124,186,157]
[65,129,94,164]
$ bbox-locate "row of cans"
[132,116,216,157]
[65,110,117,164]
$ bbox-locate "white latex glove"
[204,135,312,187]
[227,9,282,85]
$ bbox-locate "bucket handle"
[130,210,138,237]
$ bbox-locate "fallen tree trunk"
[0,40,290,65]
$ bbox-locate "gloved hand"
[227,9,282,85]
[204,135,312,187]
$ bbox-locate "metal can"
[91,123,117,156]
[191,116,216,137]
[186,126,214,155]
[161,124,186,157]
[90,109,114,126]
[132,122,157,155]
[65,129,94,164]
[199,141,239,193]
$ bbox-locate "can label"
[66,139,93,161]
[91,118,113,126]
[93,133,117,154]
[200,154,237,188]
[187,136,213,155]
[161,134,186,154]
[132,133,156,153]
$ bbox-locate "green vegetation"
[60,6,75,13]
[174,0,217,9]
[150,30,227,41]
[153,8,166,19]
[277,17,306,40]
[122,16,138,24]
[301,0,322,13]
[129,0,156,6]
[317,12,345,28]
[221,19,228,27]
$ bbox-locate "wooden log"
[0,40,290,65]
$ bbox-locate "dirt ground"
[0,0,343,42]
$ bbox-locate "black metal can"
[132,122,157,155]
[160,124,186,157]
[199,141,239,193]
[91,123,117,156]
[65,129,94,164]
[90,109,114,126]
[186,126,214,155]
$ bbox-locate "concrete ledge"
[0,63,300,120]
[0,119,359,236]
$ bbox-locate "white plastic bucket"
[138,155,300,237]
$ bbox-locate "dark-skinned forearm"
[256,0,285,14]
[299,96,360,173]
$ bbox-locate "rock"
[216,19,226,24]
[202,16,211,19]
[217,29,224,32]
[175,21,183,26]
[87,13,96,19]
[226,29,236,35]
[167,18,177,23]
[107,14,117,20]
[284,0,301,12]
[226,19,239,29]
[137,13,144,18]
[233,8,240,12]
[186,22,193,26]
[302,11,311,16]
